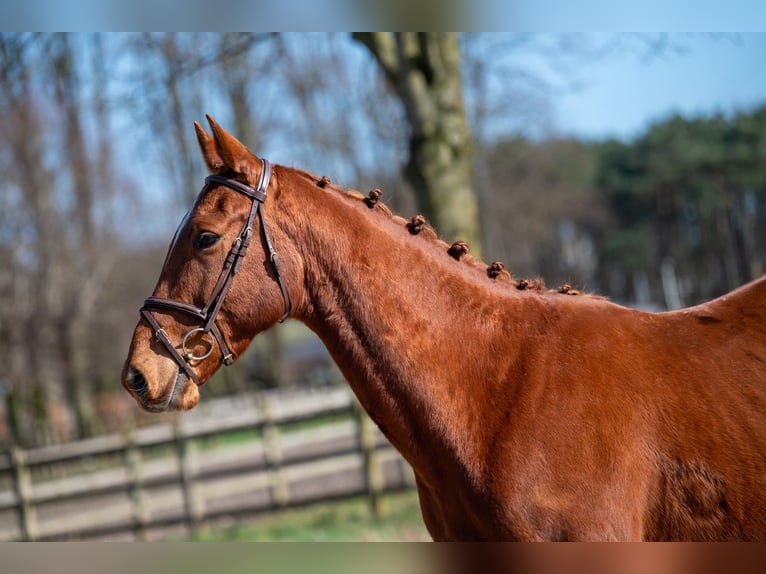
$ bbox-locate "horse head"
[121,116,297,412]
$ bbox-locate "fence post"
[354,401,386,519]
[9,445,38,541]
[257,394,289,509]
[124,428,149,541]
[173,417,207,538]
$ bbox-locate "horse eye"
[194,232,220,250]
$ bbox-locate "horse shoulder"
[468,297,654,539]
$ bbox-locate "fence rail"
[0,386,416,541]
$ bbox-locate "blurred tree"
[47,33,102,439]
[354,33,481,252]
[594,108,766,306]
[127,33,274,203]
[482,137,607,288]
[0,33,53,445]
[0,34,129,444]
[218,33,283,393]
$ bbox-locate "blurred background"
[0,32,764,541]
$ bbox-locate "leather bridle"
[139,159,291,386]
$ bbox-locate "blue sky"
[551,33,766,140]
[4,0,766,32]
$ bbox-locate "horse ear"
[194,121,224,173]
[205,114,259,181]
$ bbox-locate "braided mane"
[293,168,599,299]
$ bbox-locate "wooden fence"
[0,386,416,541]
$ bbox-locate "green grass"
[189,490,430,542]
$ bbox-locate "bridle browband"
[139,159,291,386]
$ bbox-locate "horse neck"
[278,170,529,483]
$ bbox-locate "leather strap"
[140,307,201,386]
[205,174,268,203]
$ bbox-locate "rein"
[139,159,291,386]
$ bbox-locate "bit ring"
[181,327,216,361]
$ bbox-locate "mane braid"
[294,167,600,299]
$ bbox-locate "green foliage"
[482,105,766,307]
[593,106,766,304]
[603,223,656,273]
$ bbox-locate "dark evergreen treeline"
[481,106,766,308]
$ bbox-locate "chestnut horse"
[122,116,766,541]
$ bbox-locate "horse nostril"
[126,367,149,398]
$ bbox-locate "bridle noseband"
[139,159,291,386]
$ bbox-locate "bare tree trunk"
[219,34,284,391]
[730,194,754,285]
[160,34,198,203]
[56,316,96,438]
[4,58,60,443]
[48,34,99,438]
[717,209,742,292]
[220,33,261,149]
[354,33,481,253]
[10,101,58,445]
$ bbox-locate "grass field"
[190,490,430,542]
